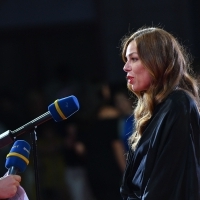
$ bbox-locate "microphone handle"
[8,166,19,175]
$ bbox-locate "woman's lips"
[127,76,134,84]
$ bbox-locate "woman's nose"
[123,62,131,72]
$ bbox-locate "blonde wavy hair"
[121,27,200,150]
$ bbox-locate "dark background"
[0,0,199,199]
[0,0,199,96]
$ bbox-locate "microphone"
[5,140,31,175]
[0,95,80,149]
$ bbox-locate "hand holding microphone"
[0,175,21,199]
[0,140,31,199]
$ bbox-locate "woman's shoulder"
[168,89,192,100]
[168,89,194,101]
[163,89,197,112]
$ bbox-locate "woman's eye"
[132,58,138,61]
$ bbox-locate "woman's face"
[123,40,152,92]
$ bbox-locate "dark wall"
[0,24,103,96]
[0,0,100,102]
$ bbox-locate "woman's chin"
[128,83,135,92]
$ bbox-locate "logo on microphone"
[23,147,30,154]
[12,145,19,149]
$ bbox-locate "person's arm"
[0,175,21,199]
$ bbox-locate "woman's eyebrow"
[125,52,138,58]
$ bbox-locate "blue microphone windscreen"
[5,140,31,173]
[48,95,80,122]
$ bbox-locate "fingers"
[13,175,21,183]
[8,184,18,198]
[6,175,21,185]
[10,175,21,197]
[9,175,21,189]
[0,175,21,198]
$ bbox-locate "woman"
[120,27,200,200]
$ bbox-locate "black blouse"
[120,90,200,200]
